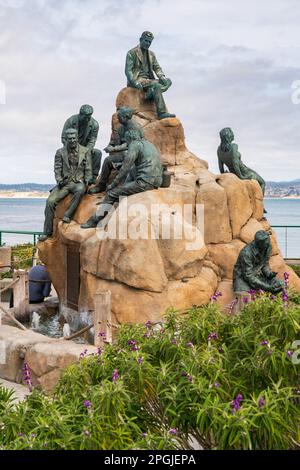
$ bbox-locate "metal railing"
[271,225,300,259]
[0,230,43,246]
[0,227,298,258]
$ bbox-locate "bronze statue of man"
[233,230,283,294]
[217,127,265,194]
[62,104,101,183]
[89,106,143,194]
[39,128,93,240]
[125,31,175,120]
[81,129,163,229]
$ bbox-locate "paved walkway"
[0,379,30,402]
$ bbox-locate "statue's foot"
[158,112,176,120]
[80,219,98,229]
[62,216,71,223]
[38,234,50,241]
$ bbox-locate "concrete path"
[0,378,30,402]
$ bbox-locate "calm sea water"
[0,197,299,257]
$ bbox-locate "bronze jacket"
[54,145,93,185]
[61,114,99,150]
[125,45,165,86]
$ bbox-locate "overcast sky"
[0,0,299,183]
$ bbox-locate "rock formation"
[38,88,300,330]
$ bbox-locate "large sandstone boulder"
[114,88,208,169]
[196,181,232,244]
[38,88,300,329]
[217,173,253,238]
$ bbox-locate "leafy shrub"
[0,292,299,450]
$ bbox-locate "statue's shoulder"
[127,45,139,56]
[128,119,141,131]
[55,147,64,156]
[65,114,79,125]
[79,144,89,155]
[230,143,240,158]
[90,116,99,129]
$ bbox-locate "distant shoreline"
[0,192,48,199]
[265,197,300,200]
[0,192,299,200]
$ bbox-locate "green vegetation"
[0,244,35,279]
[0,289,300,450]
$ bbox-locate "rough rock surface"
[0,325,97,391]
[38,87,300,327]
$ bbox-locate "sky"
[0,0,299,184]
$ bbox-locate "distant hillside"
[0,183,53,192]
[266,179,300,197]
[0,180,299,198]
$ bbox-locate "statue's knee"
[77,185,86,196]
[46,198,56,211]
[151,82,160,90]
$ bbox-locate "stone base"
[0,325,97,392]
[37,87,300,326]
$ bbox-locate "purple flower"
[112,369,119,382]
[98,332,107,341]
[84,400,92,409]
[186,341,194,348]
[210,291,222,303]
[84,430,91,437]
[282,290,289,305]
[141,432,147,437]
[181,371,188,377]
[242,297,249,304]
[260,340,269,347]
[171,338,177,345]
[160,328,165,334]
[18,433,24,437]
[218,346,224,353]
[168,428,177,435]
[284,272,289,289]
[247,289,257,300]
[228,298,238,314]
[258,396,265,409]
[187,375,193,382]
[287,350,293,358]
[22,363,33,392]
[230,394,243,413]
[143,332,150,338]
[44,442,49,447]
[213,382,220,388]
[137,356,143,364]
[80,348,88,359]
[31,433,36,438]
[127,340,136,346]
[145,321,152,329]
[208,332,218,342]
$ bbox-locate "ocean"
[0,198,299,257]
